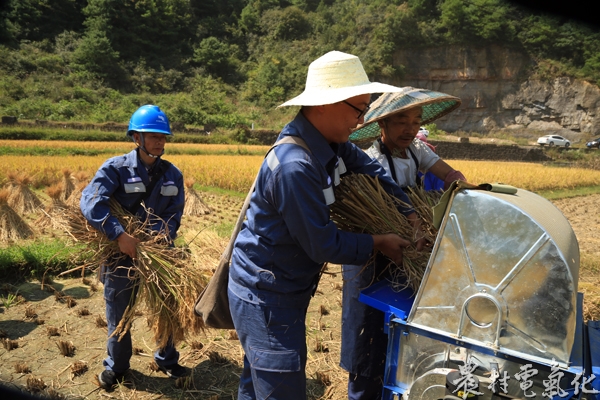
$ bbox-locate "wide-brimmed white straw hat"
[278,51,402,107]
[349,87,461,145]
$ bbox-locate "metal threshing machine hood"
[360,184,600,400]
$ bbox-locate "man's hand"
[117,232,140,259]
[372,234,411,265]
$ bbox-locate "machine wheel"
[548,141,555,147]
[565,142,570,148]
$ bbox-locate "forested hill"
[0,0,599,133]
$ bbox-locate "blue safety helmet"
[126,105,172,137]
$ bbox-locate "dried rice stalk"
[35,183,69,231]
[6,173,43,214]
[63,198,208,349]
[0,188,34,243]
[183,179,211,216]
[61,169,76,202]
[331,174,439,291]
[66,181,88,208]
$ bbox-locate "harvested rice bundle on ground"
[65,171,90,207]
[66,181,88,208]
[36,183,68,231]
[182,228,228,271]
[6,172,43,214]
[63,199,208,349]
[183,179,211,216]
[0,188,34,243]
[331,173,439,291]
[60,169,76,202]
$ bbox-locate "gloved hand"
[443,170,466,190]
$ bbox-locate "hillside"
[0,0,599,135]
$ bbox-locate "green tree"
[439,0,516,43]
[82,0,195,70]
[4,0,86,43]
[193,36,242,82]
[72,29,122,82]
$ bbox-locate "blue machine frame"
[360,281,600,400]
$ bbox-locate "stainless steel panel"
[408,189,578,366]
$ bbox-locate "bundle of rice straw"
[60,169,76,202]
[65,172,90,208]
[6,172,43,214]
[35,183,69,231]
[63,199,207,348]
[330,173,439,292]
[183,179,212,216]
[0,188,34,243]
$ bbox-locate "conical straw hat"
[349,88,461,145]
[279,51,402,107]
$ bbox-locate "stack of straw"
[331,174,439,292]
[6,172,43,214]
[0,188,34,242]
[183,179,212,216]
[64,199,207,348]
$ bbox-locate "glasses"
[343,100,370,120]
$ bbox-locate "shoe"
[158,363,189,379]
[97,370,124,390]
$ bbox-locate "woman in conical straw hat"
[227,51,426,400]
[350,87,466,190]
[341,88,466,400]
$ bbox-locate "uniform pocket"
[124,182,146,193]
[248,346,301,373]
[160,185,178,196]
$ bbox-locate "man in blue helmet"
[80,105,187,390]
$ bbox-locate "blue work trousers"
[101,260,179,374]
[228,287,308,400]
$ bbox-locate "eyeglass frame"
[342,100,370,120]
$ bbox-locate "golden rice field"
[0,139,270,155]
[0,141,599,193]
[450,160,600,191]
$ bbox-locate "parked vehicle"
[586,138,600,148]
[417,126,429,137]
[537,135,570,147]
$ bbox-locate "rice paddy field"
[2,141,600,192]
[1,140,600,399]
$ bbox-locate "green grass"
[0,239,91,281]
[195,184,246,199]
[536,185,600,200]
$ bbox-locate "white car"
[537,135,570,148]
[418,126,429,137]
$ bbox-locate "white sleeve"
[411,140,440,172]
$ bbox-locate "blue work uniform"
[80,149,184,375]
[228,112,413,400]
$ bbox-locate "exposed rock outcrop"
[390,45,600,140]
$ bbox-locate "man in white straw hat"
[227,51,426,400]
[341,88,466,400]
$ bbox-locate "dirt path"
[1,193,599,399]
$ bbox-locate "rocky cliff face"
[390,45,600,140]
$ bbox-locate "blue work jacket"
[80,149,184,242]
[229,112,413,308]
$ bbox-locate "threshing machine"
[361,184,600,400]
